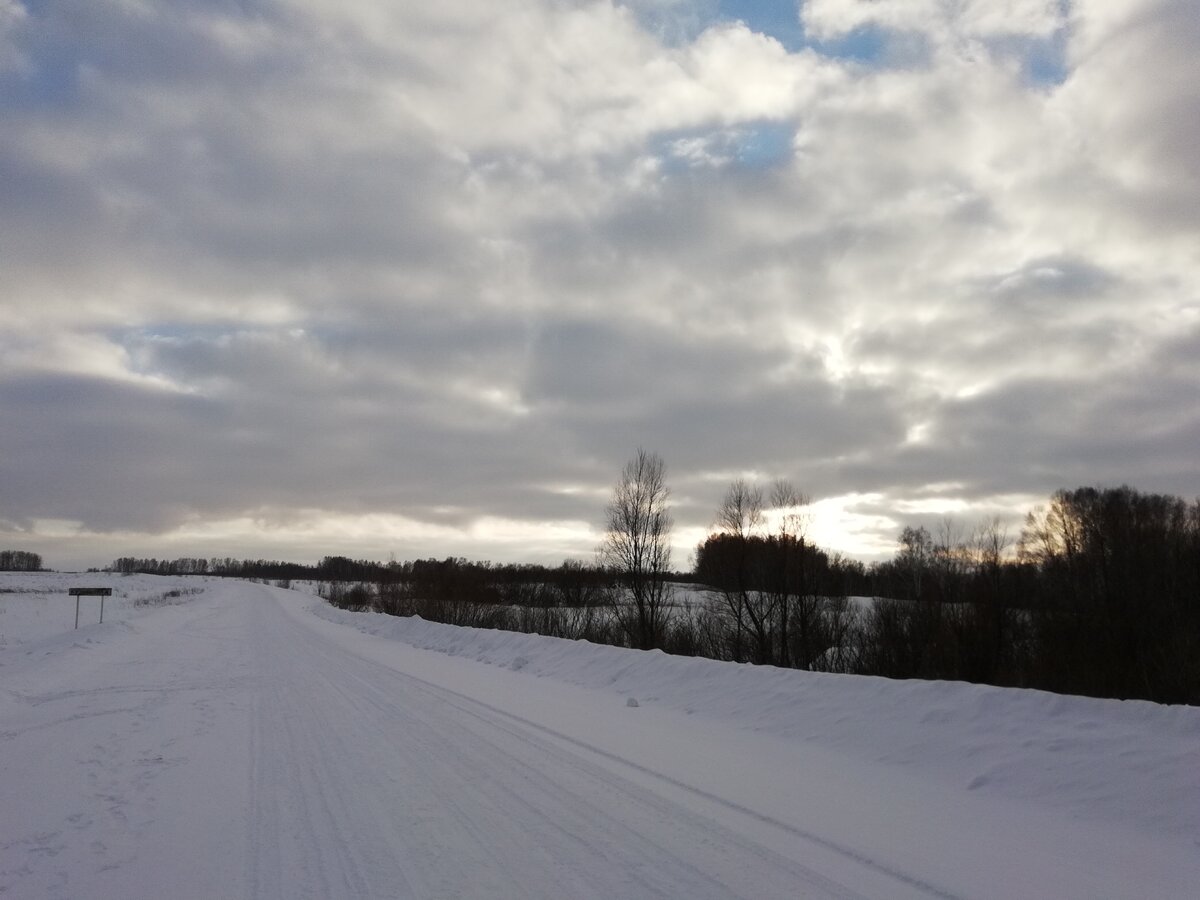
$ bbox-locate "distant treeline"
[108,484,1200,705]
[0,550,42,571]
[109,554,638,590]
[110,555,365,580]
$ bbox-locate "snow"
[0,572,213,649]
[1,573,1197,899]
[308,602,1200,840]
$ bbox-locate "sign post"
[69,588,113,629]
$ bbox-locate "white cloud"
[803,0,1063,40]
[1,0,1198,568]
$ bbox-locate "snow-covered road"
[2,580,1197,898]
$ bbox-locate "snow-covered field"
[1,572,1196,899]
[0,571,212,637]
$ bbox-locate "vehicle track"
[248,585,953,900]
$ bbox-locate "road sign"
[69,587,113,628]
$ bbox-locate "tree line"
[588,453,1199,704]
[692,482,1198,704]
[109,555,403,581]
[109,553,638,592]
[0,550,42,571]
[106,452,1199,705]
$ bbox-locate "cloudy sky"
[2,0,1198,571]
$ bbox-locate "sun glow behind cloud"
[803,495,901,560]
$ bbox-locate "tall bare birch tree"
[600,449,673,650]
[769,479,810,668]
[714,478,764,662]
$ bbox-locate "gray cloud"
[2,0,1198,568]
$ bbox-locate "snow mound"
[308,601,1200,844]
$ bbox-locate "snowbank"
[307,600,1200,844]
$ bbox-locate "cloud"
[0,0,25,72]
[803,0,1064,41]
[1,0,1198,569]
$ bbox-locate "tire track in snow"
[259,585,955,899]
[246,592,404,900]
[421,684,958,900]
[335,640,955,900]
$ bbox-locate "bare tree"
[599,449,674,650]
[897,525,933,601]
[930,517,970,604]
[965,516,1015,683]
[769,479,811,668]
[716,478,764,536]
[714,478,764,662]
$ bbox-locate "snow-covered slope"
[308,603,1200,842]
[1,574,1196,899]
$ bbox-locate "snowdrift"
[309,600,1200,844]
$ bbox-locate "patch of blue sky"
[622,1,897,67]
[716,0,805,51]
[733,121,795,168]
[1031,0,1073,85]
[974,30,1070,88]
[650,137,714,176]
[618,2,805,50]
[718,1,1068,81]
[807,24,893,66]
[651,120,795,173]
[0,14,84,111]
[1,58,82,111]
[1019,30,1070,87]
